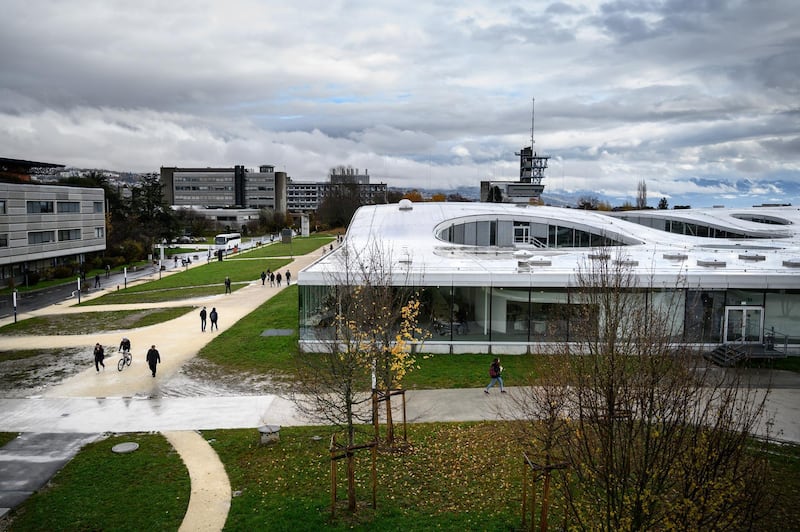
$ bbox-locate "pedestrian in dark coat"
[93,343,105,372]
[224,276,232,294]
[94,273,101,288]
[200,306,207,332]
[285,270,291,285]
[146,345,161,377]
[276,272,282,287]
[261,271,266,285]
[210,307,219,331]
[269,272,275,286]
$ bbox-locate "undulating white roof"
[300,203,800,290]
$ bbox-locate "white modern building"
[0,182,106,284]
[298,201,800,355]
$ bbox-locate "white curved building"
[299,202,800,355]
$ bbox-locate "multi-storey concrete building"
[0,182,106,285]
[287,167,387,212]
[160,165,287,213]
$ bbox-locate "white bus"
[214,232,242,250]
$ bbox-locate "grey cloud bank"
[1,0,798,207]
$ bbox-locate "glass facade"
[438,218,629,248]
[299,284,800,348]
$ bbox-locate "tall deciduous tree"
[636,179,648,209]
[317,182,363,229]
[513,249,772,530]
[130,174,178,251]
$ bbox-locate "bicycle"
[117,349,132,371]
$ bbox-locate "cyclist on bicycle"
[119,337,132,360]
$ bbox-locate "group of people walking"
[260,269,291,287]
[92,338,161,377]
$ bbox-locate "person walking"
[285,270,291,285]
[200,306,207,332]
[94,273,101,288]
[146,345,161,377]
[93,343,105,372]
[224,276,232,294]
[209,307,219,331]
[484,358,506,394]
[261,271,266,285]
[269,272,275,287]
[276,272,282,287]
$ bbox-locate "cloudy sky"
[2,0,799,207]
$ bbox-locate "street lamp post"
[77,276,81,304]
[12,289,18,323]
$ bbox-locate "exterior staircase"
[704,344,748,367]
[704,341,788,367]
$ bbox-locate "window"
[57,201,80,213]
[58,229,81,241]
[28,231,55,244]
[94,201,104,213]
[27,201,54,214]
[0,234,7,247]
[95,227,105,238]
[0,200,5,214]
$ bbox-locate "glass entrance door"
[723,306,763,343]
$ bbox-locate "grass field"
[0,307,194,335]
[6,433,190,532]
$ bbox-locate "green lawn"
[0,307,194,336]
[239,236,335,258]
[80,258,290,305]
[9,424,797,531]
[7,433,190,532]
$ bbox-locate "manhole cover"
[112,442,139,454]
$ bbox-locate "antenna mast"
[531,97,535,149]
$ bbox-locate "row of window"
[438,219,628,248]
[174,186,234,192]
[19,227,104,245]
[21,201,104,214]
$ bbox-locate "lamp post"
[77,276,81,304]
[124,267,127,289]
[12,289,18,323]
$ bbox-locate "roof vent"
[398,199,413,211]
[614,259,639,267]
[739,254,766,262]
[783,259,800,268]
[663,253,688,260]
[698,259,726,268]
[588,253,610,261]
[529,259,552,267]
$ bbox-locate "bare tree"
[514,249,772,530]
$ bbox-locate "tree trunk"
[347,452,356,512]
